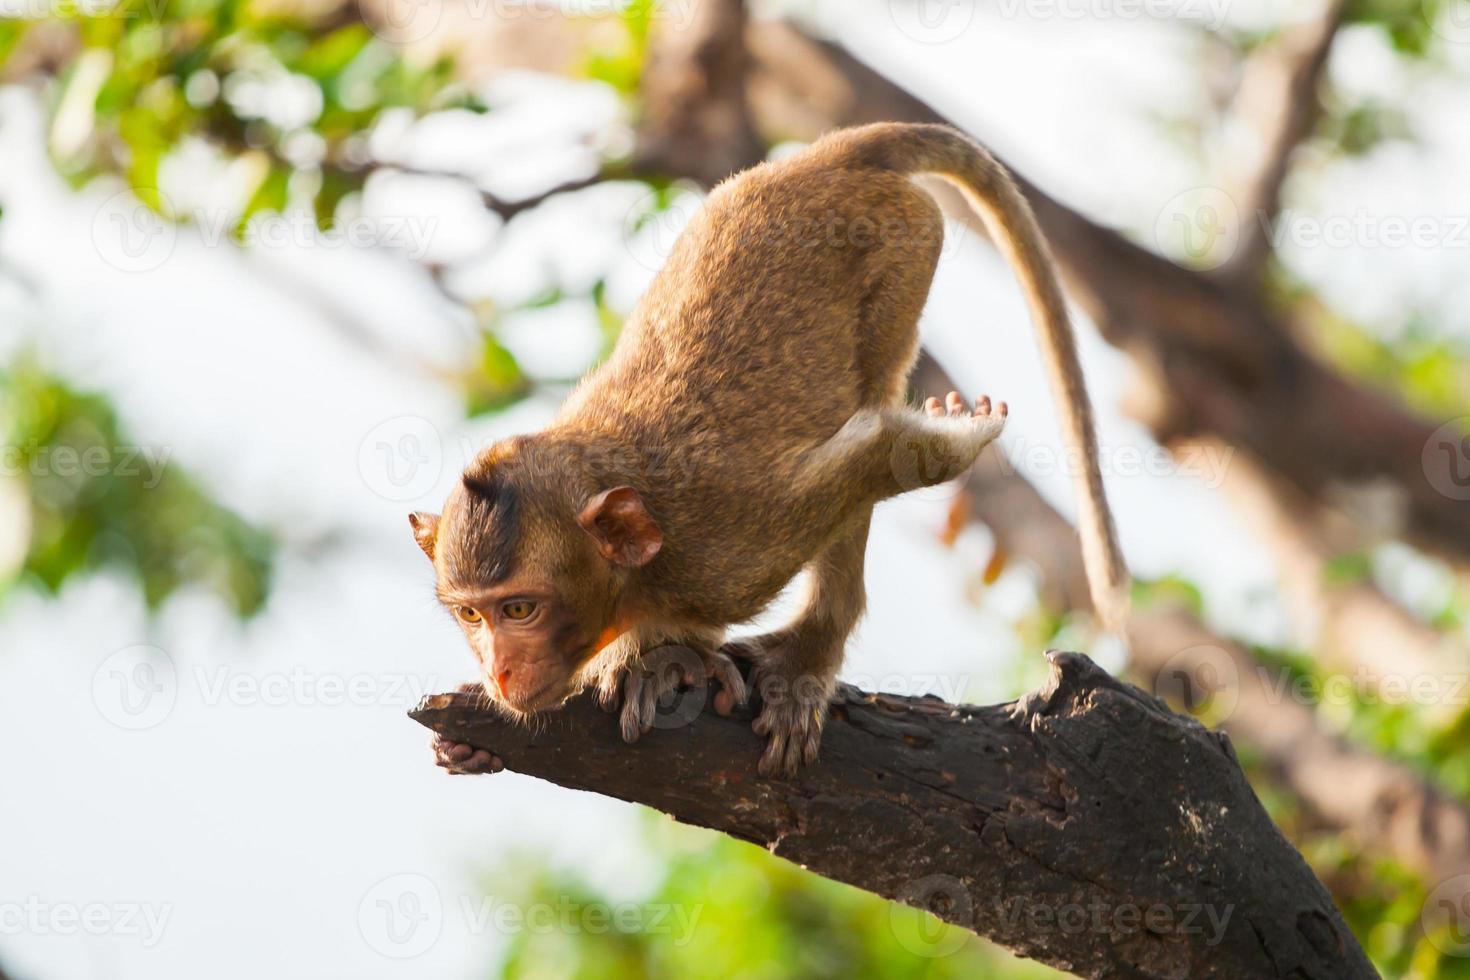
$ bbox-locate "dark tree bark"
[412,652,1375,979]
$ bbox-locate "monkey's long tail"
[835,122,1131,635]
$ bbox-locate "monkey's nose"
[493,669,511,699]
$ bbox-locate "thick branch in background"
[1220,0,1347,282]
[739,21,1470,572]
[634,0,762,185]
[912,349,1470,913]
[1216,443,1465,693]
[412,654,1374,979]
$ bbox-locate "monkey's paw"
[923,390,1008,442]
[432,736,504,775]
[725,640,836,778]
[598,643,747,744]
[432,681,505,775]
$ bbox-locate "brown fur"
[414,122,1128,777]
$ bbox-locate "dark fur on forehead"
[441,468,523,586]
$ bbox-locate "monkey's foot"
[598,643,747,744]
[922,390,1008,431]
[725,637,837,778]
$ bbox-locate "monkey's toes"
[432,735,503,775]
[619,667,662,743]
[974,394,1009,418]
[616,645,748,741]
[754,699,825,778]
[926,390,1000,421]
[704,649,748,716]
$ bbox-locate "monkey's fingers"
[638,675,659,735]
[706,650,748,716]
[432,736,504,775]
[619,669,648,743]
[944,390,966,417]
[924,396,944,418]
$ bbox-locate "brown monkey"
[416,122,1128,778]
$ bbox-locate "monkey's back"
[564,148,945,471]
[549,144,945,620]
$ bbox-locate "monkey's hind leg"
[586,627,747,744]
[799,391,1008,503]
[724,513,872,778]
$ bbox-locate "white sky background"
[1,1,1468,976]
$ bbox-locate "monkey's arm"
[796,392,1007,502]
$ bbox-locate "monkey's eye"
[501,600,537,621]
[454,606,483,625]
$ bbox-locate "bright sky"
[1,2,1467,977]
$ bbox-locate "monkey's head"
[408,442,661,718]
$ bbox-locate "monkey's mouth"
[484,676,573,717]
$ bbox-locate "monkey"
[415,122,1129,778]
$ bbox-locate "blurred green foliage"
[0,357,273,616]
[582,0,656,95]
[491,818,1059,980]
[4,0,478,216]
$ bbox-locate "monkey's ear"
[408,512,440,561]
[578,487,662,567]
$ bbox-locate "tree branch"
[915,352,1470,906]
[1221,0,1347,283]
[1214,440,1465,695]
[411,653,1374,979]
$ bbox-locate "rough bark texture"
[913,352,1470,904]
[412,652,1375,979]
